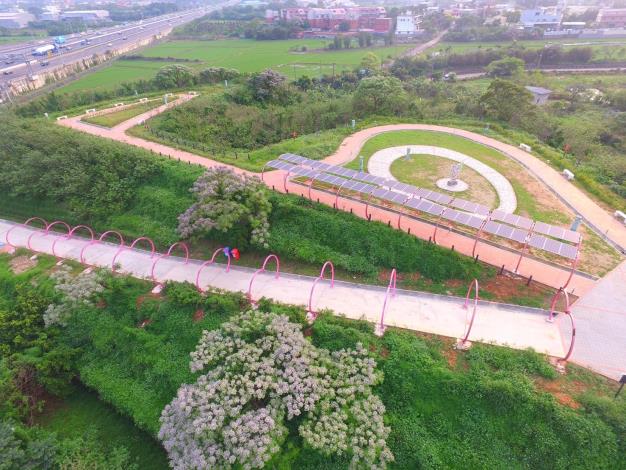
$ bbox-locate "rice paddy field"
[58,39,412,93]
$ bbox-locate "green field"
[81,99,165,127]
[59,39,412,93]
[430,38,626,61]
[59,60,196,93]
[141,39,411,74]
[0,34,43,44]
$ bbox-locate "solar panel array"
[266,154,580,260]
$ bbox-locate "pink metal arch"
[80,230,125,264]
[377,268,397,334]
[432,207,449,244]
[514,222,536,274]
[247,254,280,303]
[51,224,95,258]
[334,179,352,209]
[460,279,479,346]
[561,237,582,291]
[27,220,71,252]
[5,217,48,248]
[111,236,156,272]
[194,247,231,292]
[150,242,190,283]
[307,261,335,320]
[397,194,415,230]
[471,216,491,258]
[547,287,576,362]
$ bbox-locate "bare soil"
[10,255,36,274]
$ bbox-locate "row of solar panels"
[266,155,580,260]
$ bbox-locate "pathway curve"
[325,124,626,253]
[0,218,566,358]
[57,100,597,295]
[368,145,517,213]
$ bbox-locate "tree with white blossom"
[44,265,105,327]
[177,168,271,249]
[159,310,393,469]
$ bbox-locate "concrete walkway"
[368,145,517,213]
[0,219,566,358]
[565,259,626,380]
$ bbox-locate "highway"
[0,5,223,90]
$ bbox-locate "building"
[525,86,552,105]
[395,14,421,36]
[520,8,563,29]
[596,9,626,28]
[60,10,110,23]
[0,12,35,28]
[266,6,391,33]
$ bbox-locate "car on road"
[40,61,49,67]
[123,37,128,40]
[2,70,13,75]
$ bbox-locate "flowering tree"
[159,311,393,469]
[177,168,271,249]
[44,265,105,327]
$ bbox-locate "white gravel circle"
[368,145,517,214]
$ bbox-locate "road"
[0,4,230,90]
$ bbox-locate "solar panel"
[331,166,359,178]
[533,221,581,244]
[315,173,348,186]
[527,234,577,260]
[341,180,377,194]
[309,161,333,171]
[483,220,530,243]
[370,188,390,200]
[441,209,485,230]
[417,199,445,216]
[279,153,309,164]
[490,210,534,230]
[450,198,491,216]
[267,160,296,171]
[415,189,453,205]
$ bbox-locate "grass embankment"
[81,99,166,128]
[8,256,623,469]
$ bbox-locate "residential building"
[520,8,563,29]
[395,14,421,36]
[266,6,391,33]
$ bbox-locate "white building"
[525,86,552,105]
[60,10,110,23]
[395,14,421,36]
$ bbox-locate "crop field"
[0,34,43,44]
[139,39,412,75]
[428,38,626,61]
[58,60,199,93]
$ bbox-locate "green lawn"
[81,99,166,128]
[37,386,169,469]
[58,60,197,94]
[346,129,568,224]
[141,39,411,75]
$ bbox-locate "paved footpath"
[58,108,598,296]
[0,219,566,358]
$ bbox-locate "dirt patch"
[10,256,36,274]
[535,377,582,409]
[193,309,205,322]
[442,347,458,369]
